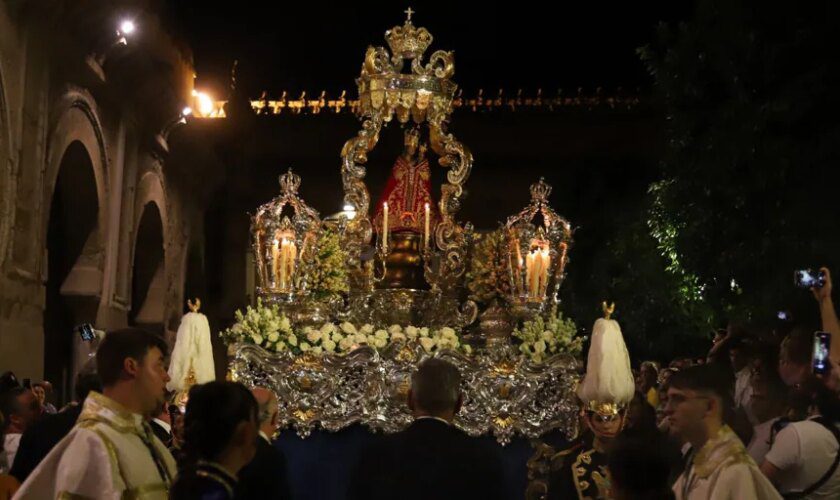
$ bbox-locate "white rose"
[419,327,430,337]
[340,322,357,334]
[306,330,322,344]
[419,337,436,352]
[360,324,375,335]
[367,335,378,345]
[390,332,407,343]
[268,332,280,343]
[405,326,419,337]
[440,327,457,338]
[274,342,286,352]
[321,323,337,335]
[323,339,337,352]
[542,331,554,342]
[534,340,547,353]
[251,334,264,345]
[287,334,298,346]
[311,346,323,355]
[300,342,311,352]
[374,338,388,349]
[339,337,354,351]
[374,329,389,341]
[388,324,402,335]
[354,333,368,344]
[279,316,291,332]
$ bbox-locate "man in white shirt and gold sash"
[15,328,177,499]
[667,364,781,500]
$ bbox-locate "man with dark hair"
[236,387,291,499]
[0,387,39,471]
[667,364,780,499]
[10,372,102,482]
[778,327,813,387]
[15,328,177,499]
[348,358,505,500]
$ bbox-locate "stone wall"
[0,1,197,398]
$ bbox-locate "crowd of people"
[0,267,838,500]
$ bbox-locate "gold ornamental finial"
[279,168,302,195]
[530,178,552,203]
[602,301,615,320]
[187,298,201,313]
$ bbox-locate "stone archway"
[44,141,102,401]
[130,202,166,335]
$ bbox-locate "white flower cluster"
[295,323,472,356]
[512,311,583,363]
[221,300,294,353]
[222,301,471,356]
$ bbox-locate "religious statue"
[373,127,437,238]
[371,127,439,289]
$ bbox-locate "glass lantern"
[504,178,572,313]
[252,168,321,299]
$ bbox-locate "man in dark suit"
[236,387,291,500]
[10,372,101,483]
[148,401,173,448]
[348,358,506,500]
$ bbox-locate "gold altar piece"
[340,9,472,294]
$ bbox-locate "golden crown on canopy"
[252,168,321,296]
[357,7,457,124]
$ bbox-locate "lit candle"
[424,203,430,249]
[279,238,288,290]
[271,239,280,288]
[538,248,551,297]
[382,202,389,253]
[526,250,541,300]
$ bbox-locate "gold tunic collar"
[78,391,146,435]
[691,425,752,479]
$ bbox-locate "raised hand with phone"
[809,267,840,366]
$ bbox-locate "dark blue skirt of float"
[275,425,570,500]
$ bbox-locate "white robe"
[673,425,782,500]
[13,392,176,500]
[167,311,215,392]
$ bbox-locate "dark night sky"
[163,1,692,99]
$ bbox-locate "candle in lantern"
[278,238,297,290]
[424,203,430,249]
[525,250,542,300]
[271,239,280,288]
[382,202,389,253]
[538,248,551,297]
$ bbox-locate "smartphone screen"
[812,331,831,375]
[77,323,96,342]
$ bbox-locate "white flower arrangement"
[512,310,583,363]
[223,301,471,356]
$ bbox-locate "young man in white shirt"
[761,329,840,500]
[746,346,788,464]
[667,364,781,500]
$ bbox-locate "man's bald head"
[252,387,279,434]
